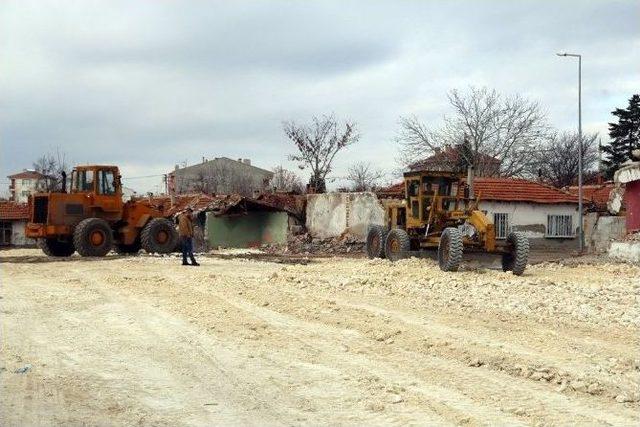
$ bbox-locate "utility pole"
[557,52,584,252]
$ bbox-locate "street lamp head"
[556,52,567,57]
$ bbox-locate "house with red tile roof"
[566,182,623,213]
[0,201,32,246]
[378,177,580,248]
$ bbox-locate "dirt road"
[1,249,639,426]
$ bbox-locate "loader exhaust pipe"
[466,166,474,199]
[61,171,67,193]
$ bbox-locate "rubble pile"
[262,232,364,255]
[625,232,640,241]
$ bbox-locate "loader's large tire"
[502,232,529,276]
[385,229,410,262]
[366,225,388,259]
[141,218,178,254]
[438,227,463,272]
[73,218,113,257]
[115,239,142,255]
[38,238,75,257]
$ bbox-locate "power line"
[121,173,165,180]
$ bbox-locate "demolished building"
[146,193,305,250]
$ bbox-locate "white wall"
[479,201,579,239]
[584,213,627,252]
[12,179,36,203]
[609,242,640,263]
[11,220,34,246]
[306,192,384,239]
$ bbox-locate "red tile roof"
[567,183,624,211]
[475,178,578,204]
[7,170,46,179]
[0,201,29,220]
[378,178,579,204]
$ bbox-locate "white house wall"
[11,221,34,246]
[12,180,38,203]
[480,201,579,239]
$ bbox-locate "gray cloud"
[1,0,638,193]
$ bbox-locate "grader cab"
[367,170,529,275]
[26,165,178,257]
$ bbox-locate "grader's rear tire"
[73,218,113,257]
[385,229,410,262]
[141,218,178,254]
[366,225,388,259]
[438,227,463,272]
[502,232,529,276]
[38,238,75,257]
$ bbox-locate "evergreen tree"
[602,94,640,178]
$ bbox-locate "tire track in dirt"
[201,287,638,426]
[3,251,639,426]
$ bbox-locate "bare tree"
[284,114,360,193]
[346,162,385,192]
[527,132,599,188]
[397,87,549,177]
[270,166,304,193]
[32,147,69,191]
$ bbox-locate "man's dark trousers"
[181,236,197,265]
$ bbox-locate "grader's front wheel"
[438,227,463,272]
[502,232,529,276]
[365,225,388,259]
[384,229,410,262]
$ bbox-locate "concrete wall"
[584,213,627,253]
[306,192,384,239]
[206,211,288,248]
[609,242,640,263]
[8,221,34,246]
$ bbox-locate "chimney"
[202,156,205,164]
[243,159,251,166]
[174,164,179,171]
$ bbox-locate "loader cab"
[69,165,124,216]
[70,166,122,196]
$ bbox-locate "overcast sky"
[1,0,638,194]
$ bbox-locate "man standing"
[177,207,199,266]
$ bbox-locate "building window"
[0,221,11,245]
[547,215,574,238]
[493,213,510,239]
[22,179,31,186]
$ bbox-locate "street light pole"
[557,52,583,252]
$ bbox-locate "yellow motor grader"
[367,169,529,275]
